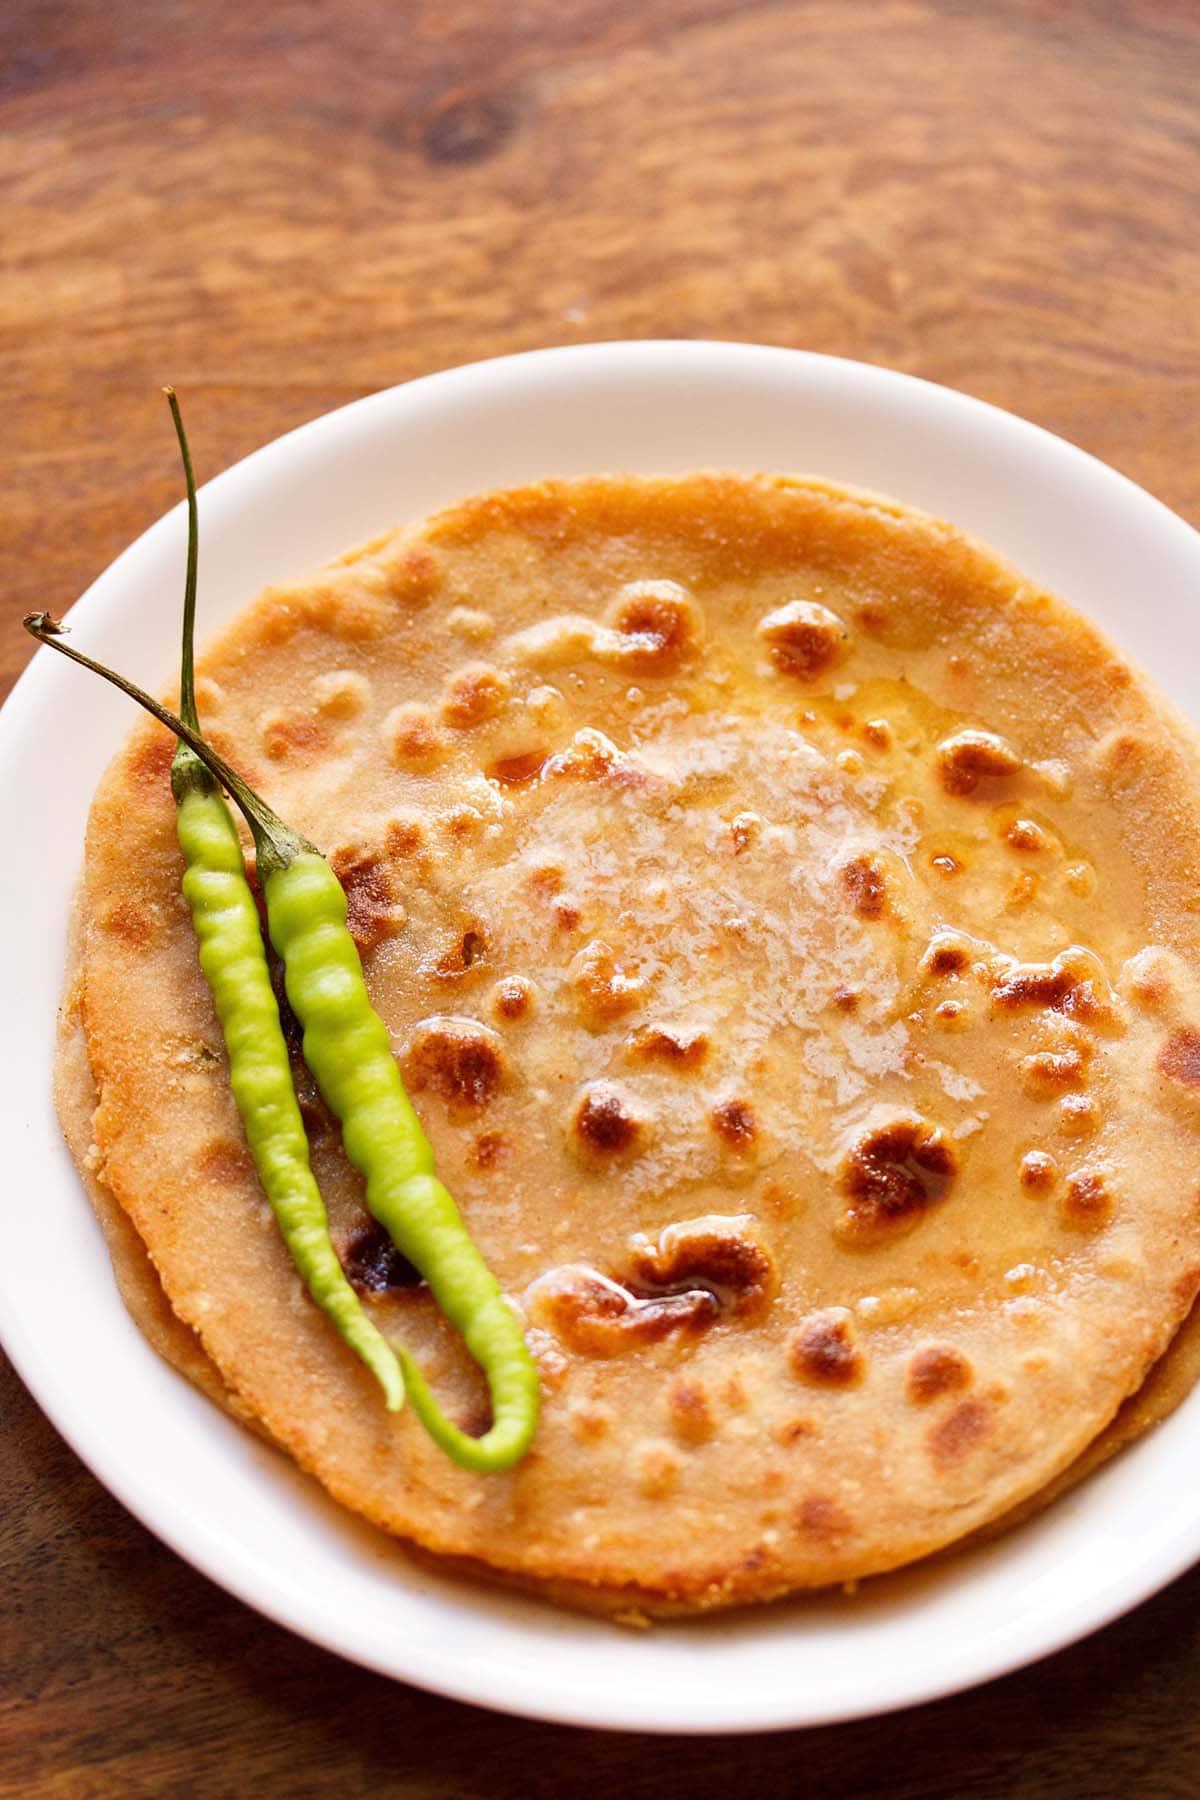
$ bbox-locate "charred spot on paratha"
[906,1342,973,1403]
[837,1114,956,1244]
[99,899,157,945]
[569,940,644,1029]
[605,581,705,674]
[128,731,177,794]
[426,919,491,982]
[627,1215,776,1320]
[384,701,445,768]
[328,844,403,953]
[489,748,549,786]
[543,727,619,783]
[632,1440,684,1499]
[838,852,888,921]
[1094,726,1153,787]
[788,1309,864,1386]
[403,1016,508,1112]
[469,1129,509,1170]
[709,1097,759,1153]
[1061,1167,1115,1229]
[922,931,975,977]
[552,897,584,934]
[527,862,565,898]
[1059,1095,1100,1139]
[1123,946,1177,1010]
[757,599,848,681]
[440,661,511,729]
[856,599,890,637]
[568,1081,648,1163]
[525,1266,720,1356]
[312,669,371,719]
[773,1414,819,1447]
[1019,1150,1058,1192]
[935,728,1021,798]
[990,948,1117,1026]
[375,542,443,605]
[1158,1027,1200,1089]
[491,975,536,1022]
[437,804,488,845]
[383,813,428,861]
[1002,815,1054,854]
[339,1221,424,1296]
[527,1216,774,1357]
[1019,1048,1088,1098]
[665,1376,715,1443]
[261,711,333,764]
[927,1398,992,1466]
[197,1137,255,1187]
[542,727,653,793]
[625,1023,710,1070]
[794,1493,854,1543]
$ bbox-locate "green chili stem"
[24,613,310,880]
[161,385,211,807]
[163,387,200,737]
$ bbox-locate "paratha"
[63,473,1200,1614]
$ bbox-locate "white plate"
[5,342,1200,1735]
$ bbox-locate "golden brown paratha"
[64,473,1200,1613]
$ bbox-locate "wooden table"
[4,1,1199,1790]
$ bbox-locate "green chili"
[28,489,540,1474]
[261,851,540,1471]
[162,389,406,1411]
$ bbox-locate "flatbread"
[66,473,1200,1612]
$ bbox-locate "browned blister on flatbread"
[61,472,1200,1615]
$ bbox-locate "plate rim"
[5,339,1200,1735]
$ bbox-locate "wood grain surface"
[3,0,1200,1791]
